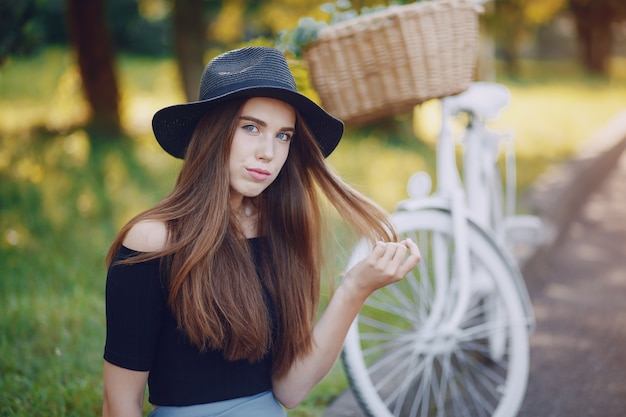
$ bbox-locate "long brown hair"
[107,98,396,377]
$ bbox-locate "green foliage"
[1,0,171,61]
[275,0,417,57]
[0,0,44,63]
[0,133,152,416]
[276,16,327,58]
[105,0,171,56]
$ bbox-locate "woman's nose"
[256,135,274,161]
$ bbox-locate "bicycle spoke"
[407,354,432,417]
[365,297,414,319]
[358,315,411,335]
[462,349,507,392]
[454,351,498,416]
[448,368,473,417]
[361,335,413,358]
[383,353,432,413]
[367,341,417,378]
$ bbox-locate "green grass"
[0,125,179,416]
[1,49,625,416]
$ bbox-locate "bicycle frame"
[429,82,517,331]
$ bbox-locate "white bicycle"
[341,82,545,417]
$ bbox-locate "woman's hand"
[342,238,421,303]
[272,238,420,408]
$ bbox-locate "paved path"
[323,110,626,417]
[518,151,626,417]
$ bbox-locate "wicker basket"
[304,0,481,126]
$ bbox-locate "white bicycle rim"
[342,208,529,417]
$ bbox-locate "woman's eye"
[243,124,259,133]
[276,132,291,142]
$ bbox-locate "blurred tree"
[0,0,44,65]
[66,0,121,134]
[569,0,626,75]
[208,0,245,45]
[486,0,566,77]
[489,0,626,77]
[172,0,211,101]
[108,0,171,56]
[170,0,324,101]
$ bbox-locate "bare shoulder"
[123,220,168,252]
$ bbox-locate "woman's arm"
[103,220,166,416]
[102,361,149,417]
[272,239,421,408]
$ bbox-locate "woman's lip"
[246,168,271,181]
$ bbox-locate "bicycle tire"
[342,207,530,417]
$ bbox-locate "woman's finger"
[398,238,421,276]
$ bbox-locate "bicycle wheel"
[342,207,529,417]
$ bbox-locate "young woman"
[102,46,420,417]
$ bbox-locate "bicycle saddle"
[441,82,511,122]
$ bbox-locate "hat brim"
[152,86,344,159]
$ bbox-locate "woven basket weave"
[304,0,481,126]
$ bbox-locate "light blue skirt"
[147,391,287,417]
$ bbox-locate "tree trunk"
[173,0,206,102]
[491,2,524,79]
[66,0,121,134]
[570,2,613,76]
[501,34,522,79]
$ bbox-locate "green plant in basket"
[276,0,418,57]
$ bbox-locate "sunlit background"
[1,0,625,415]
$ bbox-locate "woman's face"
[229,97,295,206]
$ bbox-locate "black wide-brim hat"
[152,46,344,159]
